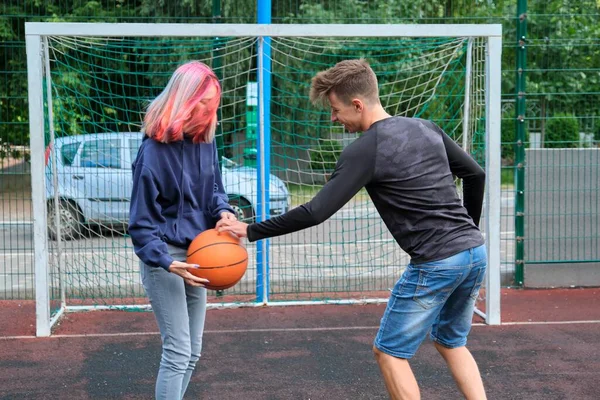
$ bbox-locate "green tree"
[545,113,580,148]
[525,1,600,143]
[309,139,342,172]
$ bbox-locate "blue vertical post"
[256,0,271,304]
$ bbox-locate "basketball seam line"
[187,242,243,259]
[188,258,248,270]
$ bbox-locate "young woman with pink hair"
[128,61,237,400]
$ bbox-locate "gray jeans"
[140,245,207,400]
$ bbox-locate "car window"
[80,139,121,169]
[128,138,142,165]
[61,142,81,166]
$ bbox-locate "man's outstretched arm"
[218,134,377,241]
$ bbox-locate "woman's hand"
[220,211,237,222]
[168,261,210,287]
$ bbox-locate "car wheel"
[228,197,254,223]
[47,200,84,241]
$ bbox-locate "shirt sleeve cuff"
[158,253,175,271]
[247,224,258,242]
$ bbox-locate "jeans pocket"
[413,268,463,309]
[469,266,487,300]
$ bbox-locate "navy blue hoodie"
[128,135,234,270]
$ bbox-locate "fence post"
[514,0,528,286]
[257,0,272,303]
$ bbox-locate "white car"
[45,132,290,240]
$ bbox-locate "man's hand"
[216,218,249,238]
[168,261,210,287]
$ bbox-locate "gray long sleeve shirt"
[247,116,485,264]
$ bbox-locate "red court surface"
[1,288,598,399]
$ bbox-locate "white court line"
[0,207,380,226]
[0,195,516,226]
[2,320,599,340]
[0,231,517,257]
[1,242,359,255]
[498,320,600,326]
[0,221,32,226]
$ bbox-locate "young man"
[217,59,488,400]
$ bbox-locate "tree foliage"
[1,0,599,156]
[545,113,580,148]
[309,139,343,172]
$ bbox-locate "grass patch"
[501,168,515,187]
[288,183,369,207]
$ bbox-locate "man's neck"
[362,106,392,131]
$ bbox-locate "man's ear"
[352,98,363,112]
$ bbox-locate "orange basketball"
[186,229,248,290]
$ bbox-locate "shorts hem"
[373,342,415,360]
[430,335,467,349]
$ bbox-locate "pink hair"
[142,61,221,144]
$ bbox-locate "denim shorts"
[374,244,487,359]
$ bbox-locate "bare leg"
[434,343,487,400]
[373,346,420,400]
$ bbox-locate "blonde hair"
[309,58,379,107]
[142,61,221,144]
